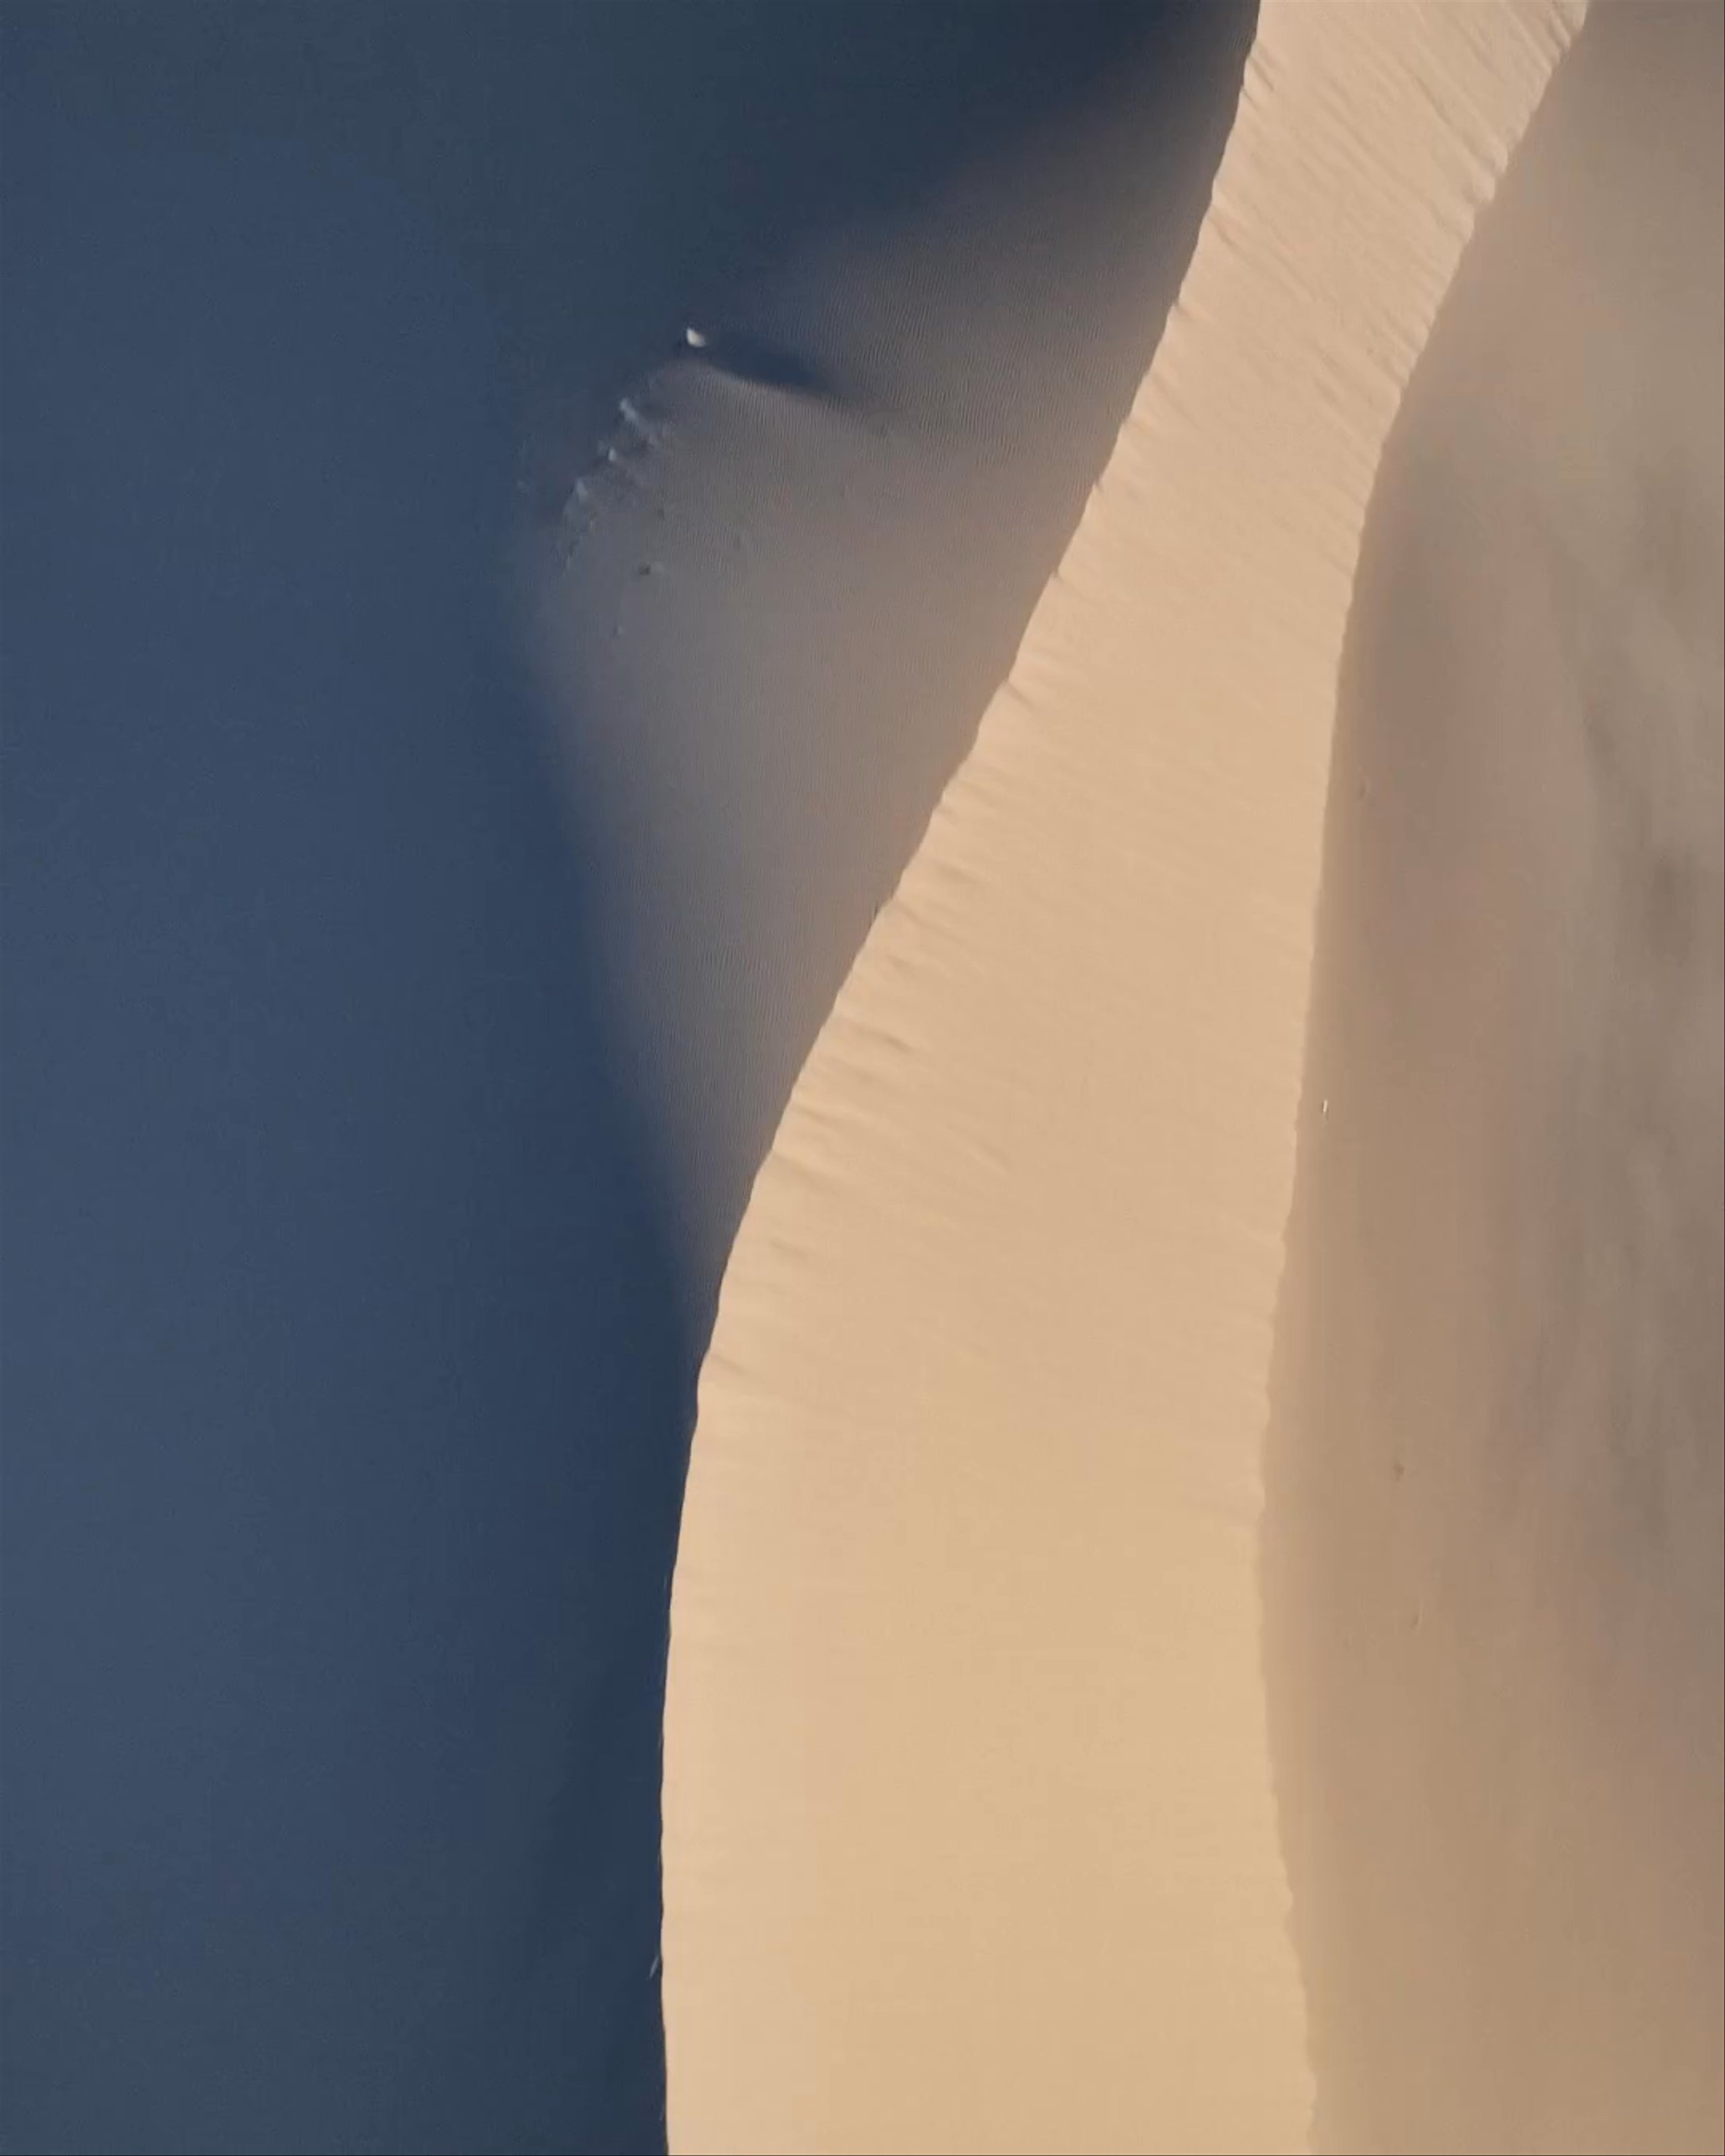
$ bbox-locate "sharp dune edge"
[663,7,1595,2153]
[523,6,1255,1311]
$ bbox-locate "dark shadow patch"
[671,329,847,407]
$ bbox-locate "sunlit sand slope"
[664,7,1582,2152]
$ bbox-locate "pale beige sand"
[663,7,1583,2152]
[1265,5,1724,2150]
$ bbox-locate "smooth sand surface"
[662,7,1584,2150]
[1265,5,1724,2149]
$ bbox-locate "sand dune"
[660,6,1598,2151]
[1266,5,1724,2148]
[6,1,1713,2145]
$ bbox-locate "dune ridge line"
[663,7,1583,2151]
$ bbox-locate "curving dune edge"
[664,8,1587,2152]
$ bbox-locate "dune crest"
[664,8,1582,2152]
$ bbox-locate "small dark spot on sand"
[1642,853,1699,962]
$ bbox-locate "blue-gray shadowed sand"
[0,7,1247,2152]
[669,331,844,407]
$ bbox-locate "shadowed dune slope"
[523,7,1255,1309]
[0,12,1247,2149]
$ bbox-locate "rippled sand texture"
[664,7,1583,2151]
[1265,4,1724,2150]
